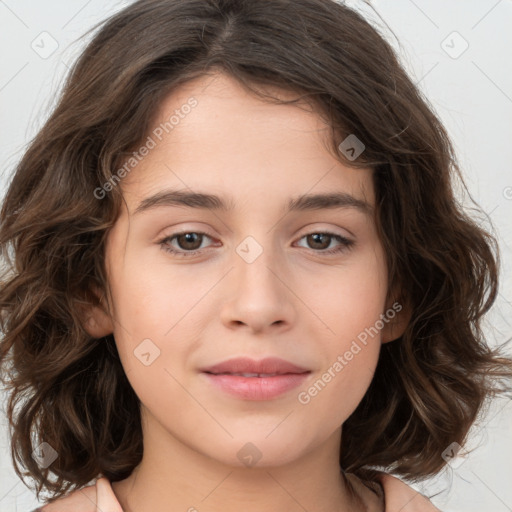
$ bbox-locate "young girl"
[1,1,511,511]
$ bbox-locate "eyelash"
[158,230,355,258]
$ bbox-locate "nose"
[219,237,296,334]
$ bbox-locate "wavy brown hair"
[1,0,511,503]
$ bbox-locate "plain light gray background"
[1,1,511,511]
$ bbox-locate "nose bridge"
[233,233,282,291]
[220,231,295,330]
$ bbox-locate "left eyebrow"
[133,189,374,216]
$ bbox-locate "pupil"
[309,233,329,249]
[180,233,200,250]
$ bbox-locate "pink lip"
[200,356,310,375]
[200,357,311,400]
[202,373,310,400]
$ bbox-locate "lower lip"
[202,372,310,400]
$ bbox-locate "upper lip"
[201,357,310,375]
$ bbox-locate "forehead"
[120,72,374,209]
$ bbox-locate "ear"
[78,284,114,338]
[381,292,412,344]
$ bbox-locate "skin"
[84,71,408,512]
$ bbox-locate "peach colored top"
[34,472,441,511]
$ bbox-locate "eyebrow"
[133,189,373,216]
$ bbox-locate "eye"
[294,232,355,255]
[158,231,355,258]
[159,231,216,257]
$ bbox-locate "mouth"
[199,357,312,400]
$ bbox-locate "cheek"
[105,257,221,415]
[107,272,196,420]
[316,244,388,341]
[296,304,383,436]
[108,272,196,381]
[296,251,386,423]
[106,235,197,341]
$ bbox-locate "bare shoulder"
[37,482,97,512]
[376,472,441,512]
[36,478,123,512]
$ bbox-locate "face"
[90,72,400,469]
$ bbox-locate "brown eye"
[175,232,203,251]
[159,231,215,257]
[296,232,355,255]
[306,233,331,250]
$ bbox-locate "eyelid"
[295,224,353,240]
[159,229,217,246]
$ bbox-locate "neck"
[111,408,364,512]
